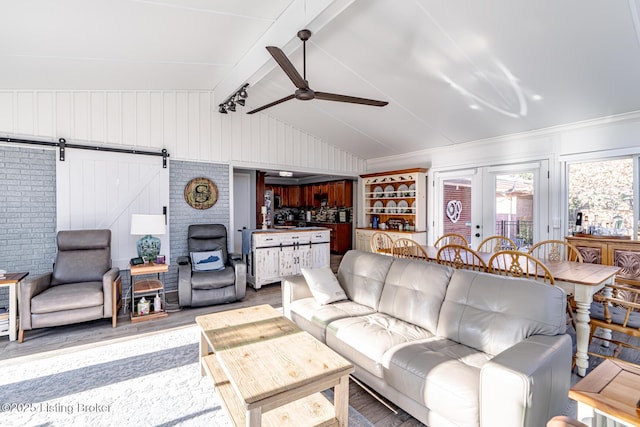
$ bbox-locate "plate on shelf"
[397,200,408,213]
[373,186,384,198]
[373,200,384,213]
[410,200,416,214]
[409,183,416,196]
[386,200,397,213]
[397,184,409,197]
[384,184,395,197]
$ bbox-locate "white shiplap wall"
[0,90,366,175]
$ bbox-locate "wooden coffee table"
[569,359,640,426]
[196,304,354,427]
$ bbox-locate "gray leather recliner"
[177,224,246,307]
[19,229,121,342]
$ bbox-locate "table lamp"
[131,214,167,261]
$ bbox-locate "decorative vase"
[137,234,161,261]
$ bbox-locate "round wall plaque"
[184,177,218,210]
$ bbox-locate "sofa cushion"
[326,312,433,378]
[378,259,452,334]
[336,250,394,310]
[191,266,235,289]
[31,282,104,314]
[289,298,377,342]
[437,269,567,356]
[301,266,347,305]
[382,338,492,426]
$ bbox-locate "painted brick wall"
[166,160,230,294]
[0,146,57,309]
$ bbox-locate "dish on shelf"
[386,200,397,213]
[373,200,384,213]
[384,184,395,197]
[397,184,409,197]
[397,200,408,213]
[410,200,416,214]
[373,186,384,198]
[409,183,416,196]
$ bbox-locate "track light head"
[219,83,249,114]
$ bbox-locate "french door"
[434,161,548,249]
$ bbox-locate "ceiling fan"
[247,29,388,114]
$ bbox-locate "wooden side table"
[0,272,28,341]
[569,359,640,426]
[129,262,168,323]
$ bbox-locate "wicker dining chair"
[528,240,584,263]
[477,235,517,253]
[588,283,640,361]
[434,233,469,248]
[391,238,428,260]
[436,244,488,272]
[488,250,555,284]
[370,231,394,255]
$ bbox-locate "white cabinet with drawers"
[249,228,330,289]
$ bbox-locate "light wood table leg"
[199,331,208,377]
[334,375,350,427]
[246,407,261,427]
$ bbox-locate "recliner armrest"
[480,334,572,427]
[102,267,120,318]
[19,272,53,331]
[177,255,190,266]
[229,258,246,300]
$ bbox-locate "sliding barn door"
[56,148,169,270]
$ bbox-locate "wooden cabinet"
[333,180,353,207]
[566,235,640,289]
[358,168,428,242]
[287,186,301,207]
[310,222,352,254]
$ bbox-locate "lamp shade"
[131,214,166,261]
[130,214,167,236]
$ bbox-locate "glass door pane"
[493,172,535,250]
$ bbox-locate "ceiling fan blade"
[315,92,388,107]
[246,94,296,115]
[266,46,307,89]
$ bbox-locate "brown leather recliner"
[177,224,246,307]
[18,229,121,342]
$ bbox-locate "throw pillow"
[301,266,347,305]
[190,250,225,271]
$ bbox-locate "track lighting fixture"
[218,83,249,114]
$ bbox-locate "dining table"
[423,245,621,376]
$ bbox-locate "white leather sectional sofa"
[282,250,572,427]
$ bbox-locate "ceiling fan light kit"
[247,29,388,114]
[219,83,249,114]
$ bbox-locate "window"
[567,157,635,237]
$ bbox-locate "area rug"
[0,325,374,426]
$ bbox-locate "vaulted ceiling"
[4,0,640,160]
